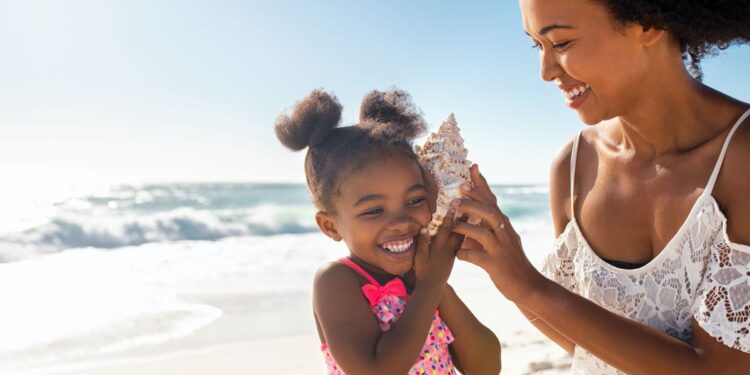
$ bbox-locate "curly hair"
[595,0,750,80]
[275,88,427,213]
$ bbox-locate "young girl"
[275,88,501,374]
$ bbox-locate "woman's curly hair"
[275,88,426,213]
[596,0,750,80]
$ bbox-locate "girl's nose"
[385,212,417,232]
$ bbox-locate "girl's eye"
[530,41,541,50]
[407,197,426,206]
[361,208,383,216]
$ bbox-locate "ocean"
[0,183,553,373]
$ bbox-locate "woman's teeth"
[564,84,590,100]
[381,237,414,253]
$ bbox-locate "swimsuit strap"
[338,258,381,287]
[570,131,583,218]
[705,107,750,195]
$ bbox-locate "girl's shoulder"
[313,260,363,292]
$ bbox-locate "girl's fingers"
[416,227,430,262]
[422,166,439,214]
[433,207,456,244]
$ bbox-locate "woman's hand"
[451,164,547,304]
[413,208,464,288]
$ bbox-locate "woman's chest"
[576,168,709,263]
[571,237,711,340]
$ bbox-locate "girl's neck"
[347,255,413,287]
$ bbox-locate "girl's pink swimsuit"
[320,258,456,375]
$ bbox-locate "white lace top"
[541,108,750,374]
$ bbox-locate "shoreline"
[20,273,571,375]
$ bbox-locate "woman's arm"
[314,215,464,375]
[438,283,501,375]
[452,163,750,375]
[461,158,578,354]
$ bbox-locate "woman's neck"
[615,69,716,157]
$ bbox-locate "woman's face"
[520,0,652,125]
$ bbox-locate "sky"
[1,0,748,187]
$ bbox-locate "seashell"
[415,113,478,236]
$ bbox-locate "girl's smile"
[317,151,432,276]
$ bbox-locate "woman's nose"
[540,49,562,82]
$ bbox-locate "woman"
[451,0,750,374]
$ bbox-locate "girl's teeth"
[382,238,414,253]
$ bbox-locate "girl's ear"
[315,211,342,241]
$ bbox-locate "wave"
[0,205,319,255]
[0,183,550,261]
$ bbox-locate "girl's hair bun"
[275,89,342,151]
[359,88,427,141]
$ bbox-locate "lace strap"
[338,258,381,287]
[705,107,750,194]
[570,131,583,218]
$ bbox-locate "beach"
[0,184,570,374]
[20,260,571,375]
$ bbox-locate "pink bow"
[361,278,407,307]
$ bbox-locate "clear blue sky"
[1,0,748,186]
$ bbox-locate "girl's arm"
[452,164,750,375]
[438,284,501,375]
[314,215,464,375]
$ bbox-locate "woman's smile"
[559,83,591,109]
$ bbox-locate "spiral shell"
[415,113,476,236]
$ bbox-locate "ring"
[492,221,505,232]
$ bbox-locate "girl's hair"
[595,0,750,80]
[275,88,427,213]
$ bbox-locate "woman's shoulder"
[715,105,750,245]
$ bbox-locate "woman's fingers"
[452,198,506,231]
[470,164,498,205]
[460,181,495,206]
[462,237,484,251]
[451,222,499,251]
[456,248,491,269]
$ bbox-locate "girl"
[275,88,501,375]
[452,0,750,374]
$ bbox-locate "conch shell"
[415,113,477,236]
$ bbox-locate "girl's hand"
[452,164,547,303]
[413,208,464,287]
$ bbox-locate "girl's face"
[520,0,656,125]
[320,153,431,276]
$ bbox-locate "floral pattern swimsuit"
[320,258,456,375]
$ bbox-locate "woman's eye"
[530,41,541,50]
[552,41,571,50]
